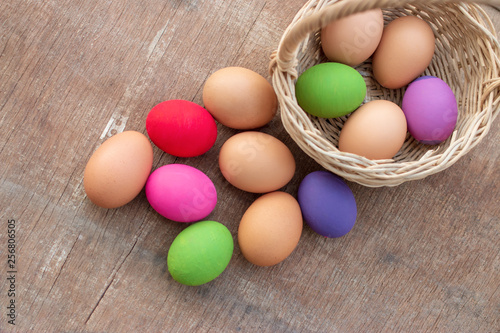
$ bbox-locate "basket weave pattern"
[270,0,500,187]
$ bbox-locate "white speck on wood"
[99,112,129,139]
[148,21,170,60]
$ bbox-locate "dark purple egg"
[297,171,357,238]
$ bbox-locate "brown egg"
[84,131,153,208]
[338,100,407,160]
[218,131,295,193]
[321,8,384,66]
[372,15,435,89]
[202,67,278,129]
[238,191,303,267]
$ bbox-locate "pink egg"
[145,164,217,222]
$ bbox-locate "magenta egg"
[145,164,217,222]
[402,76,458,145]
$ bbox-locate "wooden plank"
[0,1,499,332]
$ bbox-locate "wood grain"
[1,1,499,332]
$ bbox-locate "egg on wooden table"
[298,171,357,238]
[238,191,303,267]
[146,99,217,158]
[167,220,234,286]
[145,164,217,223]
[218,131,295,193]
[83,131,153,209]
[203,67,278,130]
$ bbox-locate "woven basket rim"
[270,0,500,187]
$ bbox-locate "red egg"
[146,100,217,157]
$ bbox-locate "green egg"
[295,62,367,118]
[167,220,233,286]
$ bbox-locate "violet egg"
[298,171,357,238]
[402,76,458,145]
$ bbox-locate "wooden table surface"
[1,1,499,332]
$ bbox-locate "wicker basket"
[270,0,500,187]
